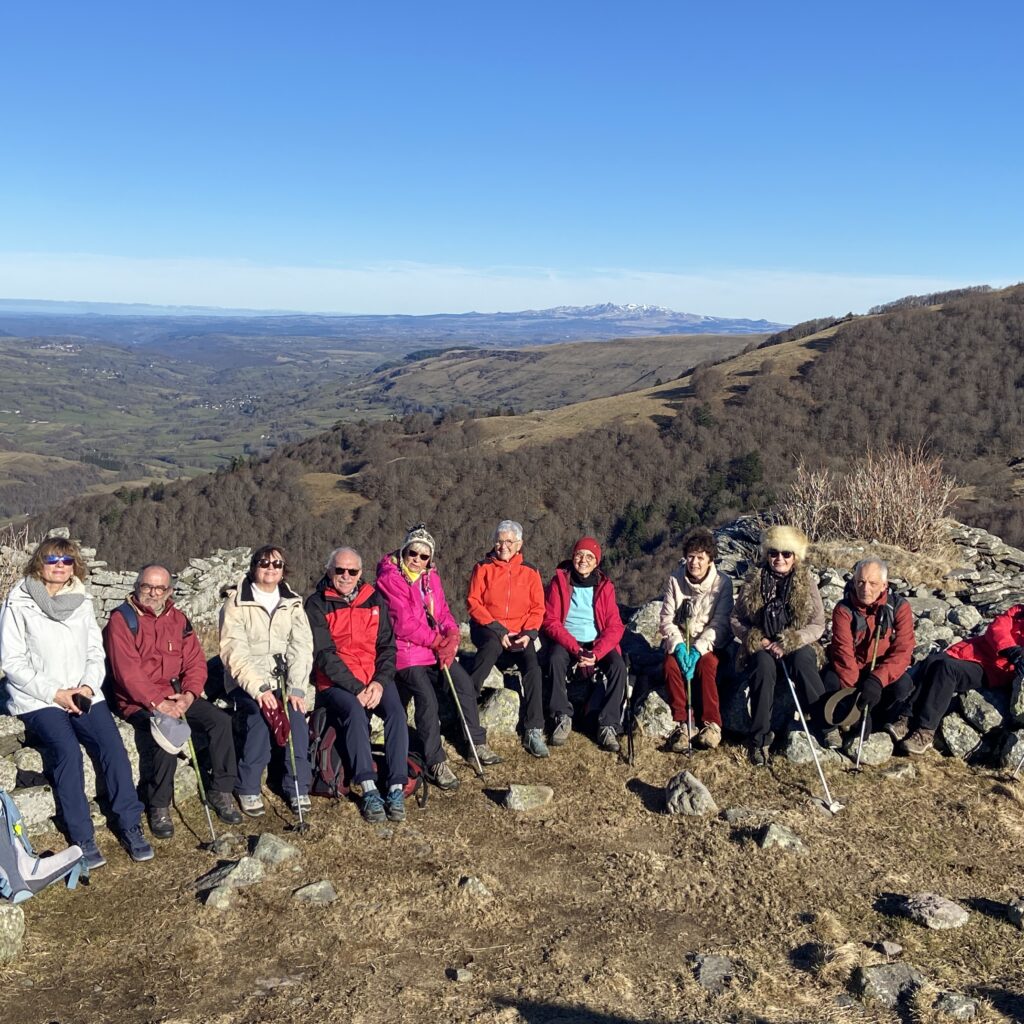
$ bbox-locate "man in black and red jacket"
[306,546,408,823]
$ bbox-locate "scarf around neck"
[24,576,86,622]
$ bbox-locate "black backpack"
[308,706,428,808]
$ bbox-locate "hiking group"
[1,520,1022,875]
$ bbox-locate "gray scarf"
[24,576,86,622]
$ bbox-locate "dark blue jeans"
[316,682,409,789]
[233,688,311,797]
[21,702,143,846]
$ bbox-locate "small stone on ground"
[0,905,26,964]
[758,823,805,852]
[934,991,979,1020]
[502,784,554,811]
[853,963,925,1008]
[664,770,717,816]
[195,856,265,892]
[693,953,734,994]
[253,832,301,866]
[293,880,337,905]
[902,892,970,930]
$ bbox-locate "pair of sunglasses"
[331,567,360,577]
[404,550,430,563]
[258,559,284,569]
[767,548,795,559]
[43,555,75,566]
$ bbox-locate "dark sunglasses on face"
[332,566,360,577]
[43,555,75,566]
[258,559,284,569]
[404,550,430,562]
[767,549,794,559]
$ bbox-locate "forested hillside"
[39,286,1024,606]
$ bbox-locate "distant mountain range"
[0,298,787,345]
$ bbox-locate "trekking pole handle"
[169,675,182,694]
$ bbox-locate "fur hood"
[731,565,825,667]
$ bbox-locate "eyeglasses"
[258,559,284,569]
[573,551,597,562]
[404,550,430,563]
[495,540,519,548]
[43,555,75,566]
[139,584,170,595]
[332,566,360,577]
[767,549,794,559]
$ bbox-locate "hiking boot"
[598,726,621,753]
[237,793,265,818]
[426,761,460,791]
[78,838,106,871]
[821,728,842,750]
[121,825,155,863]
[523,728,550,759]
[147,806,174,840]
[748,743,770,767]
[901,728,935,756]
[208,790,243,825]
[886,716,911,743]
[693,723,722,749]
[550,715,572,747]
[360,790,386,823]
[289,793,312,814]
[665,725,691,753]
[473,743,503,766]
[384,789,406,822]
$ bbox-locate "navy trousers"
[21,702,143,846]
[232,688,311,797]
[316,682,409,789]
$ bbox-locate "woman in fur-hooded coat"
[730,524,826,765]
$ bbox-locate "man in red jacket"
[105,564,241,838]
[823,558,915,744]
[542,537,626,753]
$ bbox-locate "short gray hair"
[134,563,172,590]
[325,546,362,571]
[493,520,524,544]
[853,557,888,582]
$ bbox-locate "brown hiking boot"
[693,723,722,749]
[886,716,911,743]
[665,725,691,753]
[901,728,935,756]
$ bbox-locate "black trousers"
[397,661,486,766]
[821,667,916,729]
[913,654,986,731]
[545,642,626,730]
[747,646,825,748]
[130,699,238,808]
[469,623,544,731]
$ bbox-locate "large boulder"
[664,770,717,816]
[478,688,520,736]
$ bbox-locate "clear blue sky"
[1,1,1021,321]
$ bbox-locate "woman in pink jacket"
[376,525,503,790]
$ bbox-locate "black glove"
[999,646,1024,670]
[857,674,883,710]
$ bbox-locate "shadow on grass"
[963,895,1012,923]
[625,778,664,814]
[495,997,778,1023]
[974,986,1024,1020]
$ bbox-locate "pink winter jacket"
[375,553,458,671]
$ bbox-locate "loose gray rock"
[636,691,674,741]
[203,885,239,911]
[782,730,843,765]
[873,940,903,957]
[934,991,979,1020]
[501,784,554,812]
[758,823,805,853]
[693,953,734,994]
[853,963,925,1008]
[195,856,265,893]
[478,688,520,736]
[998,730,1024,771]
[253,832,301,866]
[721,807,762,824]
[940,715,982,760]
[947,605,983,631]
[902,892,970,930]
[0,905,26,964]
[479,666,504,692]
[841,730,893,766]
[293,880,337,905]
[959,689,1008,733]
[880,762,917,782]
[458,875,492,899]
[211,833,246,858]
[0,759,17,791]
[450,967,474,983]
[12,748,43,773]
[0,717,26,757]
[907,596,950,622]
[1006,897,1024,929]
[10,786,57,831]
[665,770,717,816]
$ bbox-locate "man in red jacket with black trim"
[306,545,408,824]
[542,537,626,753]
[105,563,241,839]
[823,557,915,743]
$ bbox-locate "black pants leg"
[469,625,504,692]
[747,650,778,748]
[512,644,545,731]
[546,642,574,721]
[595,651,627,730]
[879,672,916,725]
[397,665,445,766]
[915,655,986,731]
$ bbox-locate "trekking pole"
[685,619,696,751]
[170,677,217,847]
[854,628,883,772]
[622,653,636,767]
[779,658,843,814]
[441,664,484,779]
[273,655,309,834]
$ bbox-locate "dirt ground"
[6,724,1024,1024]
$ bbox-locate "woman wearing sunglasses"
[219,545,314,816]
[731,524,826,766]
[0,538,151,868]
[376,525,502,791]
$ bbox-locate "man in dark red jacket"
[306,546,408,823]
[541,537,626,753]
[105,564,241,838]
[823,558,915,742]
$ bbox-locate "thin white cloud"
[0,250,1008,323]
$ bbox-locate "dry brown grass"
[809,534,960,588]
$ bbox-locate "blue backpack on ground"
[0,788,87,904]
